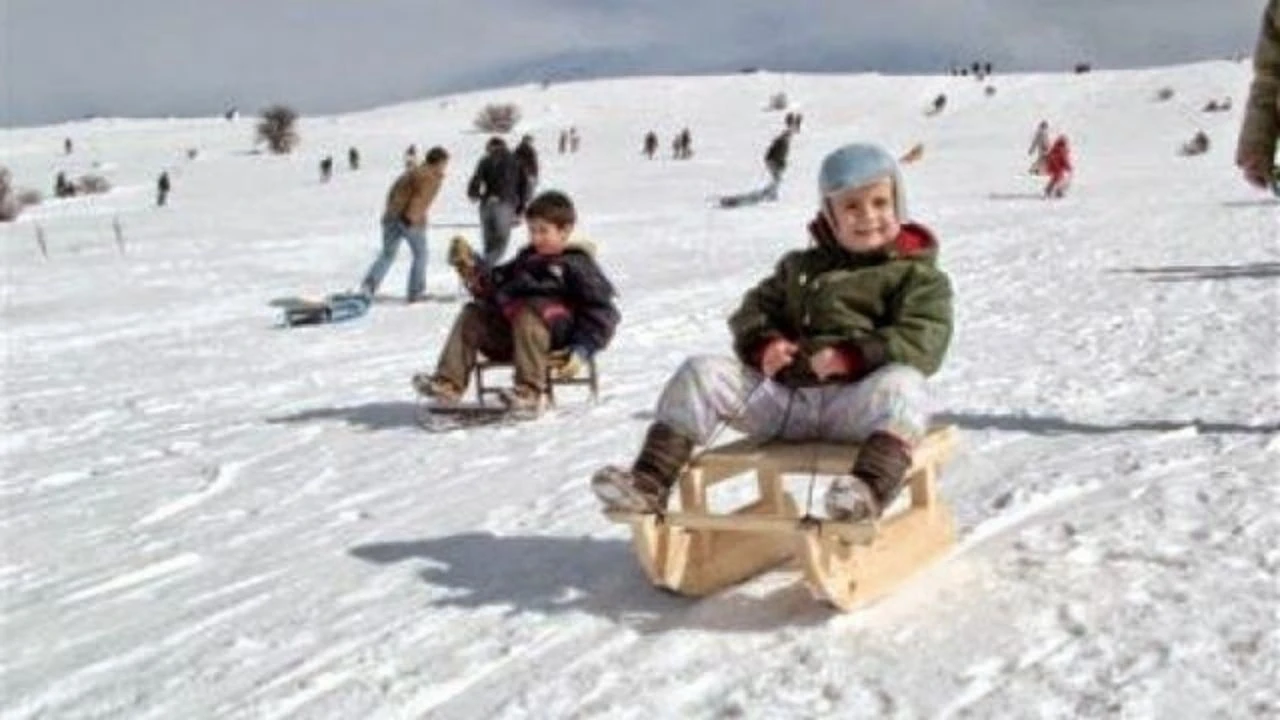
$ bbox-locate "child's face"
[824,176,900,253]
[529,218,572,255]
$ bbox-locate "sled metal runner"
[606,425,958,611]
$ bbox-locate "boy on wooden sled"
[412,190,620,411]
[593,143,954,521]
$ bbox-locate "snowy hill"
[2,61,1277,719]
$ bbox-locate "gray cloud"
[1,0,1265,127]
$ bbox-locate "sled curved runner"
[606,425,958,611]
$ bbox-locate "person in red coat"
[1043,135,1073,198]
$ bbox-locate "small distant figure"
[348,146,361,170]
[156,171,171,207]
[320,156,334,183]
[983,61,993,76]
[927,94,947,116]
[1043,135,1073,199]
[899,142,925,165]
[784,111,803,133]
[1074,62,1092,74]
[674,128,694,159]
[763,128,792,199]
[984,85,997,97]
[1202,97,1233,113]
[54,171,75,198]
[186,147,199,160]
[514,134,539,194]
[1027,120,1051,174]
[568,127,580,153]
[404,144,420,169]
[224,106,239,121]
[558,130,569,155]
[1180,130,1211,157]
[63,137,73,155]
[792,112,804,133]
[643,131,658,159]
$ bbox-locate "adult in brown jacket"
[360,146,449,302]
[1237,0,1280,190]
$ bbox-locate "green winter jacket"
[1238,0,1280,169]
[728,220,953,387]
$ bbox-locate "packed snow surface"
[2,61,1278,718]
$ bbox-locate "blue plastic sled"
[274,292,371,327]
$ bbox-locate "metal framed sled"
[473,350,600,406]
[605,425,958,611]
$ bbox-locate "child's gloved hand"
[553,347,591,380]
[809,347,855,380]
[759,338,799,378]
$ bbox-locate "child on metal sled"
[592,143,954,522]
[413,190,620,411]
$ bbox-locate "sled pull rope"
[673,377,769,486]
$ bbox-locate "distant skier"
[156,171,171,207]
[348,146,361,171]
[319,156,334,183]
[928,94,947,116]
[1236,0,1279,191]
[1043,135,1073,198]
[1027,120,1051,174]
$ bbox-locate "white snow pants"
[654,355,930,446]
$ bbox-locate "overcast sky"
[1,0,1267,127]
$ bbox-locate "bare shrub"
[1155,87,1175,102]
[474,103,521,133]
[257,104,300,154]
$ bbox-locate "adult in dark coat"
[467,137,531,266]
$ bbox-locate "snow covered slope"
[2,60,1277,719]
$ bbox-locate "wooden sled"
[606,425,958,611]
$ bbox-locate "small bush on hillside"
[257,104,300,154]
[768,92,789,111]
[474,103,521,133]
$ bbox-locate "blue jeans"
[362,220,426,298]
[479,199,517,267]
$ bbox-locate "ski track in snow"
[2,61,1278,718]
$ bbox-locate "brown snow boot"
[591,422,695,513]
[825,432,913,522]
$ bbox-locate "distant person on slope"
[764,128,793,199]
[467,137,530,267]
[1043,135,1073,198]
[591,143,954,522]
[1028,121,1051,174]
[1237,0,1279,191]
[359,146,449,302]
[514,135,540,196]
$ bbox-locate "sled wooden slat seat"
[473,350,599,406]
[606,425,958,611]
